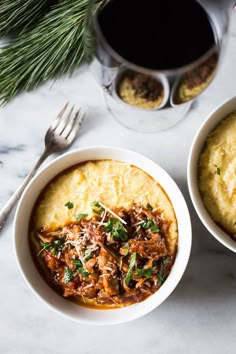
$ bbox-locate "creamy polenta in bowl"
[14,146,191,324]
[198,113,236,238]
[188,97,236,252]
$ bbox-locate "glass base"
[103,91,192,133]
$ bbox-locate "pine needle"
[0,0,98,104]
[0,0,56,36]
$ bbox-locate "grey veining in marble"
[0,10,236,354]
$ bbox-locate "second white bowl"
[188,96,236,252]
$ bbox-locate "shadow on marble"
[81,106,109,133]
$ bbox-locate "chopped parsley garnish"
[78,267,90,278]
[52,239,64,251]
[67,243,73,251]
[71,259,82,267]
[157,261,165,286]
[157,256,171,285]
[163,256,171,264]
[136,267,156,278]
[83,247,93,261]
[37,242,52,256]
[85,253,93,261]
[85,252,93,261]
[92,201,102,207]
[63,266,74,283]
[150,224,160,233]
[72,259,90,278]
[91,201,104,215]
[141,219,160,233]
[105,217,128,241]
[146,203,153,211]
[76,213,88,221]
[37,238,65,257]
[51,248,57,256]
[214,164,221,175]
[50,239,65,256]
[92,209,102,215]
[124,242,130,256]
[65,201,74,209]
[157,256,170,286]
[125,252,136,286]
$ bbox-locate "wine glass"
[85,0,230,133]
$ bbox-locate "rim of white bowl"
[187,96,236,253]
[14,146,192,325]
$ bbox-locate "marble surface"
[1,11,236,354]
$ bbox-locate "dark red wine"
[98,0,216,70]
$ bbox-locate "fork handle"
[0,150,50,232]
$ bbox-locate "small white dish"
[188,96,236,252]
[14,146,191,325]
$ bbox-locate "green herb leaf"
[38,238,65,257]
[141,219,152,229]
[125,252,136,286]
[76,213,88,221]
[84,252,93,261]
[91,201,104,215]
[63,266,74,284]
[124,242,130,256]
[78,267,90,278]
[146,203,153,211]
[72,259,90,278]
[105,218,128,241]
[141,219,160,233]
[92,208,102,215]
[65,201,74,209]
[67,243,73,252]
[92,201,101,207]
[136,267,156,278]
[37,241,52,256]
[51,239,65,256]
[157,262,164,286]
[163,256,171,264]
[150,224,160,233]
[43,242,51,250]
[214,164,221,175]
[72,259,83,267]
[51,248,57,256]
[53,239,64,252]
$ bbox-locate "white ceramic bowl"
[188,96,236,253]
[14,146,192,325]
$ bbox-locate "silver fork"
[0,102,85,232]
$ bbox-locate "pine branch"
[0,0,98,104]
[0,0,56,36]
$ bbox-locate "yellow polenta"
[33,160,178,253]
[118,77,164,109]
[175,72,214,104]
[198,113,236,236]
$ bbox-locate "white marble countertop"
[1,11,236,354]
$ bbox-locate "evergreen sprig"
[0,0,100,104]
[0,0,56,36]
